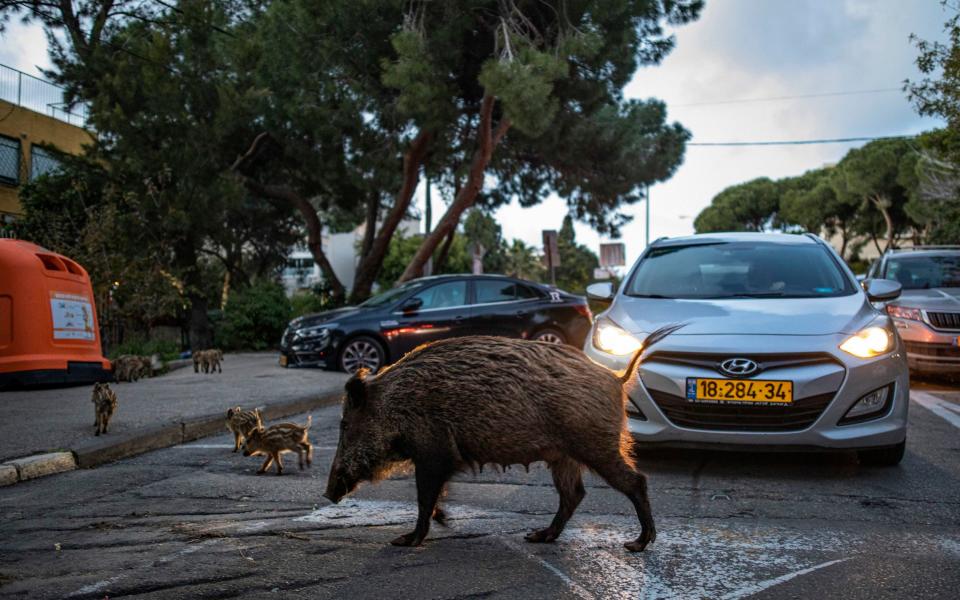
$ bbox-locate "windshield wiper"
[625,293,677,299]
[706,292,786,299]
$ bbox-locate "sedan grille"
[927,311,960,331]
[903,341,960,358]
[648,389,835,432]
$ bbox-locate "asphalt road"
[1,386,958,599]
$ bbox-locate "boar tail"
[619,322,687,384]
[304,415,313,430]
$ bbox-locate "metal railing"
[0,63,89,128]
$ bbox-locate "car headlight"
[593,318,642,355]
[839,326,893,358]
[885,305,922,321]
[293,324,335,341]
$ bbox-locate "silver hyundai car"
[584,232,910,466]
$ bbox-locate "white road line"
[67,540,214,597]
[912,391,960,430]
[499,539,595,599]
[719,558,847,600]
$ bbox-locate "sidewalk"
[0,353,349,468]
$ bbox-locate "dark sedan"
[280,274,592,373]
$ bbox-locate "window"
[0,136,19,185]
[30,145,62,180]
[409,281,467,310]
[625,242,855,299]
[886,255,960,289]
[516,284,540,299]
[475,280,516,304]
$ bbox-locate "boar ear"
[345,368,370,410]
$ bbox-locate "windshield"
[625,242,855,299]
[885,254,960,289]
[358,281,425,308]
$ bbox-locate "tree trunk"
[869,194,896,253]
[398,95,509,283]
[360,193,378,260]
[350,129,433,300]
[434,228,457,273]
[839,226,849,260]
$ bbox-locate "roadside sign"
[542,230,560,266]
[593,268,612,280]
[600,243,625,267]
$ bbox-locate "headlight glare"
[886,305,922,321]
[839,326,892,358]
[294,324,334,340]
[593,319,642,355]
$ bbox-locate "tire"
[858,440,905,467]
[532,327,566,345]
[339,336,386,374]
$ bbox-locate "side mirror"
[864,278,902,302]
[586,281,615,303]
[399,297,423,313]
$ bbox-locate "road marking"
[67,540,214,597]
[912,391,960,430]
[499,538,594,599]
[174,444,337,450]
[719,558,847,599]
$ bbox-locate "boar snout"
[324,462,354,503]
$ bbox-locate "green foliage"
[289,283,347,318]
[377,231,471,289]
[504,239,545,281]
[694,178,781,233]
[216,281,292,351]
[107,338,180,362]
[462,209,507,273]
[554,215,599,293]
[478,47,567,137]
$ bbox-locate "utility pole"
[645,183,651,248]
[424,173,433,276]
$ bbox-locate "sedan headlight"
[886,305,922,321]
[839,326,893,358]
[593,318,642,355]
[293,324,335,342]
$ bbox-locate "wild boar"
[91,382,119,436]
[323,324,684,552]
[242,416,314,475]
[226,406,262,452]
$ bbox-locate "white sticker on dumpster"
[50,292,95,340]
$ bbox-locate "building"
[281,218,420,296]
[0,64,91,223]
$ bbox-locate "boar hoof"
[432,507,448,526]
[624,540,649,552]
[524,528,559,544]
[390,532,424,547]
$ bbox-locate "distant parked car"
[867,246,960,375]
[280,274,592,374]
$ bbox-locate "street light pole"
[645,183,650,248]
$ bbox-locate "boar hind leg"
[391,463,451,547]
[257,455,274,474]
[525,457,585,544]
[431,484,450,526]
[592,457,656,552]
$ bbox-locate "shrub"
[107,337,180,362]
[216,281,291,351]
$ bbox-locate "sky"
[0,0,950,273]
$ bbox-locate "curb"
[0,390,343,485]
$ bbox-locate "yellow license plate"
[279,354,288,367]
[686,378,793,404]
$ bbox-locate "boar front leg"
[391,462,452,547]
[257,455,274,474]
[526,456,585,544]
[232,432,242,453]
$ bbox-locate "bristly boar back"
[324,324,684,552]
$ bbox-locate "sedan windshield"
[358,281,424,308]
[885,255,960,289]
[626,242,855,299]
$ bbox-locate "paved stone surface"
[7,452,76,481]
[0,353,349,462]
[0,389,957,598]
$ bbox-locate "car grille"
[903,341,960,358]
[647,351,840,376]
[648,389,835,432]
[927,311,960,331]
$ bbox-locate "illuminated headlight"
[886,305,922,321]
[840,384,893,424]
[839,326,893,358]
[593,318,642,355]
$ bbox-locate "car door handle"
[454,316,465,323]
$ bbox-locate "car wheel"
[533,328,566,345]
[339,336,385,374]
[858,440,905,467]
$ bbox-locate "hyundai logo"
[719,358,760,377]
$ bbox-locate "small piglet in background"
[91,382,119,436]
[226,407,262,452]
[324,325,684,552]
[242,416,313,475]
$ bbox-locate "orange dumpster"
[0,239,111,388]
